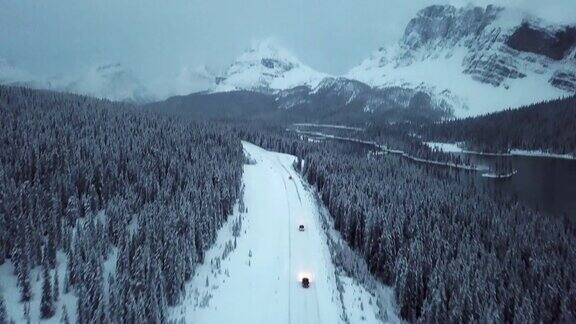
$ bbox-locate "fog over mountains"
[1,3,575,117]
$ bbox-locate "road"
[170,142,384,323]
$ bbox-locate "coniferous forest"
[1,86,575,323]
[302,143,576,322]
[0,86,243,322]
[419,95,576,155]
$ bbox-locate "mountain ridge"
[347,4,576,117]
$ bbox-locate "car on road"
[298,224,305,231]
[289,175,292,180]
[301,277,310,288]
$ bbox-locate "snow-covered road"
[170,142,386,323]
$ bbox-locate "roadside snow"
[0,249,118,323]
[424,142,576,160]
[425,142,464,153]
[510,149,575,160]
[293,123,365,131]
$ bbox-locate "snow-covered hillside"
[213,40,328,93]
[170,142,399,323]
[348,5,576,117]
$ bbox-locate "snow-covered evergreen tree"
[40,265,55,318]
[60,305,70,324]
[0,294,7,324]
[53,267,59,302]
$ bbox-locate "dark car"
[298,224,305,231]
[289,175,293,180]
[301,277,310,288]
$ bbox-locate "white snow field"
[170,142,397,323]
[0,248,118,323]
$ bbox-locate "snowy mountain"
[348,5,576,117]
[276,77,452,122]
[6,5,575,116]
[151,76,452,124]
[63,63,153,103]
[213,40,328,93]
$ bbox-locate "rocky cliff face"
[402,5,501,54]
[348,4,576,117]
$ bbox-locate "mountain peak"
[402,4,502,51]
[348,4,575,117]
[213,39,328,93]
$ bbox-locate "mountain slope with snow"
[214,41,328,93]
[348,5,576,117]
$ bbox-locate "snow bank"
[293,123,365,131]
[425,142,464,153]
[510,149,575,160]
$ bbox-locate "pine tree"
[53,267,60,302]
[45,227,57,268]
[0,208,7,265]
[107,274,120,323]
[0,294,7,324]
[63,263,71,294]
[40,265,55,318]
[23,301,30,324]
[76,286,86,324]
[60,304,70,324]
[65,195,80,227]
[18,255,32,302]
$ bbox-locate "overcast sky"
[1,0,575,79]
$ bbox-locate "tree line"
[419,95,576,155]
[302,142,575,322]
